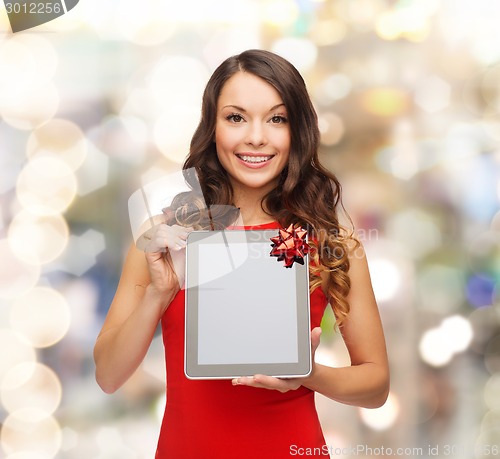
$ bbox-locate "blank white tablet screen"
[197,242,298,365]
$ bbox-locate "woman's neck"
[232,188,274,226]
[235,208,274,226]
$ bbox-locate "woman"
[94,49,389,458]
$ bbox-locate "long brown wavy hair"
[183,49,357,327]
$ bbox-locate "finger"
[164,226,194,249]
[142,223,191,253]
[253,374,287,389]
[170,238,187,251]
[171,225,194,238]
[231,376,253,386]
[155,226,188,250]
[232,375,295,392]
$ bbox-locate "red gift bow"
[270,224,310,268]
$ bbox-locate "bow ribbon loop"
[270,224,310,268]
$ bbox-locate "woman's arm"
[302,242,389,408]
[233,242,390,409]
[94,224,191,394]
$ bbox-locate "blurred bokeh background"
[0,0,499,457]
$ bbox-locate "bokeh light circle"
[0,34,57,110]
[0,39,36,105]
[361,88,410,117]
[10,287,71,348]
[466,273,496,308]
[263,0,299,27]
[485,335,500,374]
[318,112,345,146]
[0,330,36,385]
[1,362,62,417]
[148,56,209,109]
[116,0,176,46]
[272,38,318,72]
[1,82,59,130]
[368,258,402,302]
[484,372,500,412]
[16,156,77,216]
[359,392,400,430]
[419,328,453,367]
[316,74,352,106]
[8,211,69,265]
[420,315,473,367]
[12,35,58,84]
[1,409,62,457]
[386,209,442,259]
[153,106,200,163]
[418,265,465,314]
[0,240,40,299]
[441,315,474,352]
[310,19,347,46]
[26,119,88,171]
[87,115,148,165]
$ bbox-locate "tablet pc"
[184,229,311,380]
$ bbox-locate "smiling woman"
[214,72,291,211]
[94,49,389,459]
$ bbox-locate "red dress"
[156,222,330,458]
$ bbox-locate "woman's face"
[214,71,290,198]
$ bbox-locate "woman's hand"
[231,327,322,393]
[144,224,193,305]
[94,224,194,394]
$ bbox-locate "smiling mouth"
[236,154,275,164]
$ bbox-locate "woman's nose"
[245,122,266,147]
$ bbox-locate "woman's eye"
[227,114,244,123]
[270,115,287,124]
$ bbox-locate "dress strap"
[228,221,280,230]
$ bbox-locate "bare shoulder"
[318,236,366,291]
[346,238,369,273]
[344,239,375,303]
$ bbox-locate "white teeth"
[238,155,272,163]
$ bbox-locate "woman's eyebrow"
[221,104,247,112]
[268,103,286,112]
[220,103,286,112]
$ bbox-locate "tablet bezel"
[184,229,311,380]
